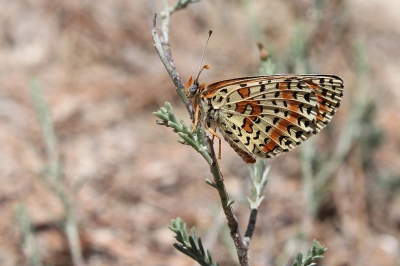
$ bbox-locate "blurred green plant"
[15,80,85,266]
[16,205,43,266]
[259,3,387,265]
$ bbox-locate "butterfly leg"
[207,128,222,168]
[190,102,200,134]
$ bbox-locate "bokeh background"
[1,0,400,265]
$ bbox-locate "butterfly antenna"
[195,30,213,82]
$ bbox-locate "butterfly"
[185,72,344,164]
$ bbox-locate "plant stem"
[152,5,250,264]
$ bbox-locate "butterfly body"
[186,75,344,164]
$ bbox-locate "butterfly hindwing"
[203,75,344,163]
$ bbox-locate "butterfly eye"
[188,84,199,97]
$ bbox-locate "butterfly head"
[185,65,209,99]
[185,77,199,98]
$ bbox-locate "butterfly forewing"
[200,75,344,163]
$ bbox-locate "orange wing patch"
[235,100,263,133]
[237,87,250,98]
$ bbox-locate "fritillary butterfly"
[185,73,344,163]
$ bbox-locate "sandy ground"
[0,0,400,265]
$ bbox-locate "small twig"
[245,160,270,241]
[206,137,250,265]
[169,0,201,14]
[152,2,250,264]
[160,0,175,67]
[152,14,194,119]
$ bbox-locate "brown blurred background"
[1,0,400,265]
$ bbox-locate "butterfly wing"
[204,75,344,163]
